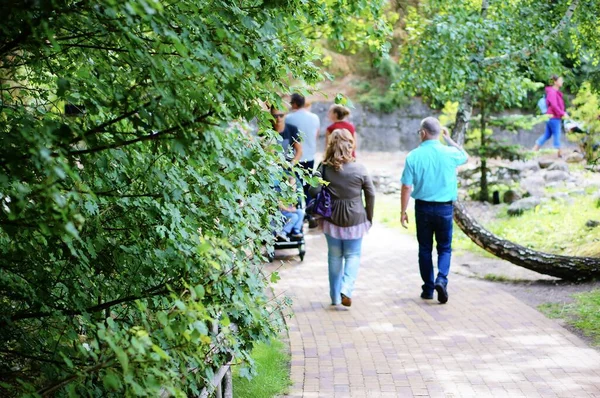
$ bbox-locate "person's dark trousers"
[415,200,453,296]
[298,160,315,205]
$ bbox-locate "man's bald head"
[420,117,441,137]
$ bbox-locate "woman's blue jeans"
[324,234,363,305]
[415,201,453,296]
[536,118,562,148]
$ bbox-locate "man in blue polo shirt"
[400,117,468,304]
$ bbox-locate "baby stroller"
[268,222,306,262]
[565,120,599,157]
[267,176,306,262]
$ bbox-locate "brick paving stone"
[272,224,600,397]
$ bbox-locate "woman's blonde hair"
[323,128,355,171]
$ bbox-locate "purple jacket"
[545,86,565,119]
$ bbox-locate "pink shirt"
[545,86,565,119]
[322,220,371,240]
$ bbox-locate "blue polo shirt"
[401,139,467,202]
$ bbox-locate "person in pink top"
[326,104,356,157]
[533,75,569,158]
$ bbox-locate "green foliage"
[322,0,394,56]
[483,274,514,283]
[233,339,291,398]
[355,57,410,113]
[0,0,387,396]
[567,82,600,163]
[441,102,527,161]
[397,1,552,108]
[572,289,600,345]
[538,302,569,319]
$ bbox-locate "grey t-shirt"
[285,109,320,162]
[318,162,375,227]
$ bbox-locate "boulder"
[586,220,600,228]
[566,152,585,163]
[458,166,480,179]
[544,170,570,182]
[516,160,541,173]
[548,161,569,172]
[507,197,542,216]
[371,176,382,188]
[538,159,554,169]
[502,190,521,204]
[384,182,400,194]
[520,175,546,197]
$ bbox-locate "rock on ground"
[508,197,542,216]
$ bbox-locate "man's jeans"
[415,200,453,295]
[324,234,363,305]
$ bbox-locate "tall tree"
[397,0,600,279]
[0,0,389,395]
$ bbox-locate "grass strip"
[539,289,600,346]
[233,338,291,398]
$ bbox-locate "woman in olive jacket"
[317,129,375,307]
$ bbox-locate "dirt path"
[267,224,600,398]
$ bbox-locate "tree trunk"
[453,201,600,281]
[479,105,488,202]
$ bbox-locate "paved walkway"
[266,224,600,398]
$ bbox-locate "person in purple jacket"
[533,75,569,158]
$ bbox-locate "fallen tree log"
[453,200,600,281]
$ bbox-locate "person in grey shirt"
[286,93,320,206]
[315,128,375,307]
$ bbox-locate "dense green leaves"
[398,0,557,108]
[396,0,600,201]
[0,0,388,396]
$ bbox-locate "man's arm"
[292,141,303,164]
[442,129,469,161]
[400,184,412,229]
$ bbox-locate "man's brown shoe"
[341,293,352,307]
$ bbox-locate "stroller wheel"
[299,251,305,261]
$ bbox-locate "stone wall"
[310,99,573,152]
